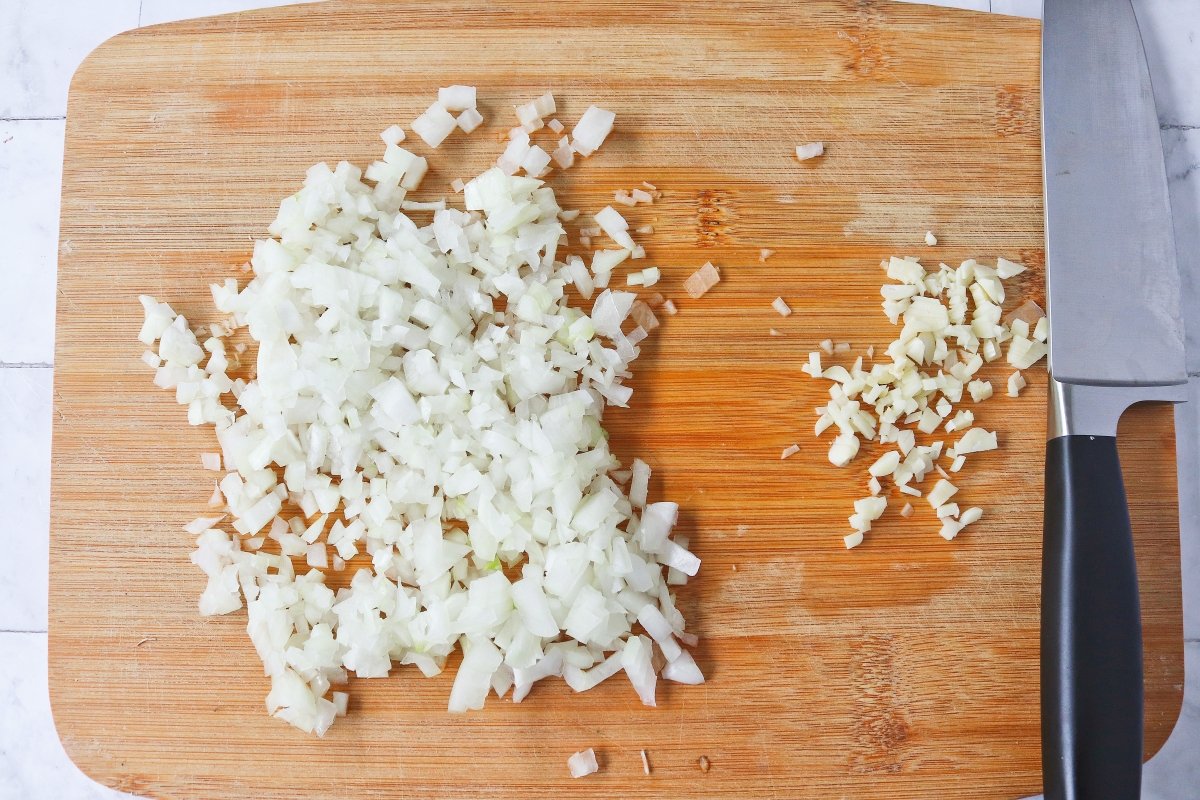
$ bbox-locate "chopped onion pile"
[801,255,1047,546]
[139,98,703,736]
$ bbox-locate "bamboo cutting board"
[49,1,1185,798]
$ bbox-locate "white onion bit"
[568,748,600,778]
[683,263,721,299]
[795,142,825,161]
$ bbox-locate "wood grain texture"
[48,1,1184,798]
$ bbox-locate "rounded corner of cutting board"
[65,26,147,104]
[45,668,126,796]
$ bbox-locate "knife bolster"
[1047,379,1187,439]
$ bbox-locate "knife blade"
[1040,2,1188,799]
[1043,0,1186,386]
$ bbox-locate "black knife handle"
[1042,434,1142,800]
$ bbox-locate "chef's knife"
[1041,1,1188,798]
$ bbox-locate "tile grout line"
[0,362,53,369]
[137,0,143,27]
[0,116,65,122]
[0,629,48,635]
[1163,123,1200,131]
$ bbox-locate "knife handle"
[1042,434,1142,800]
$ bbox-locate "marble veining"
[0,120,64,365]
[3,1,1199,799]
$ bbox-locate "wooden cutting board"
[49,1,1185,797]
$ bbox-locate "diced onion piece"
[781,443,800,460]
[533,91,556,117]
[683,263,720,299]
[438,85,477,112]
[936,502,960,519]
[968,380,993,403]
[868,450,900,477]
[960,506,983,527]
[1007,335,1048,370]
[521,145,552,178]
[801,352,822,378]
[925,231,938,246]
[515,101,541,126]
[572,106,616,157]
[380,124,406,146]
[927,479,958,508]
[568,748,599,778]
[185,514,225,535]
[621,635,657,706]
[1007,370,1027,397]
[939,520,963,541]
[306,543,328,569]
[996,257,1027,279]
[904,297,950,332]
[955,427,998,455]
[456,107,484,133]
[629,459,651,507]
[849,495,887,533]
[795,142,825,161]
[900,502,914,518]
[412,102,458,147]
[551,138,575,169]
[399,156,428,190]
[1004,298,1046,327]
[828,433,860,467]
[772,297,792,317]
[200,452,222,471]
[594,206,636,250]
[1033,316,1049,342]
[844,531,864,549]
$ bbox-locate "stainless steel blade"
[1161,126,1200,376]
[1042,0,1186,386]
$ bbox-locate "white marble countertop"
[1,1,1197,798]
